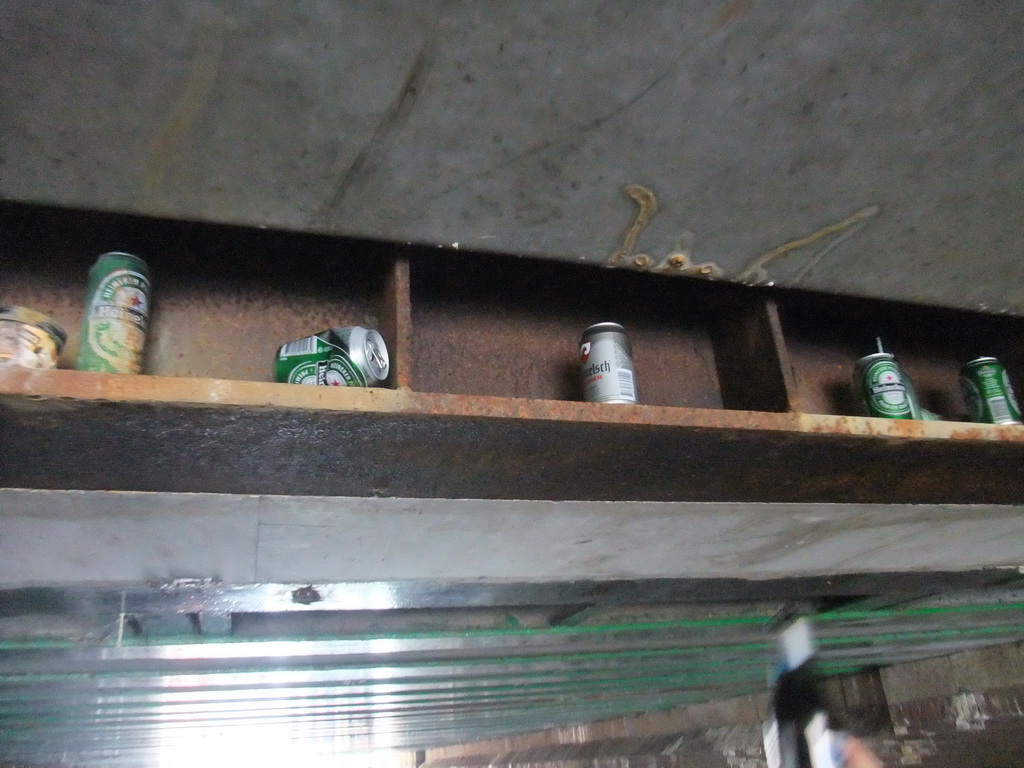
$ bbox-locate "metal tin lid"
[853,351,894,372]
[0,305,68,348]
[962,356,999,371]
[363,329,390,381]
[94,251,150,275]
[581,322,625,340]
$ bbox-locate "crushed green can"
[274,326,389,387]
[960,357,1022,425]
[77,252,151,374]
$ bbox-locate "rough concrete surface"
[2,490,1024,586]
[2,1,1023,312]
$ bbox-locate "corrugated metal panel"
[2,600,1024,766]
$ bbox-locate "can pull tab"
[365,343,387,372]
[875,337,885,354]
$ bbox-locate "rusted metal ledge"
[2,367,1023,439]
[2,368,1023,501]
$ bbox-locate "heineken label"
[861,359,912,418]
[960,359,1022,425]
[274,328,381,387]
[81,268,150,373]
[283,350,367,387]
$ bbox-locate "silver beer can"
[579,322,637,404]
[332,326,390,386]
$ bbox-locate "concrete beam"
[2,490,1024,592]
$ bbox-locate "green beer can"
[275,326,389,387]
[960,357,1022,425]
[854,351,916,419]
[77,252,151,374]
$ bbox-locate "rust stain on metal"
[606,184,658,267]
[653,251,725,279]
[946,425,1023,441]
[5,389,1024,502]
[0,203,395,382]
[712,0,753,30]
[4,367,1024,446]
[797,411,1024,442]
[414,390,801,431]
[381,257,414,390]
[411,284,725,408]
[799,413,922,437]
[871,418,924,438]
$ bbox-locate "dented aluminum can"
[275,326,389,387]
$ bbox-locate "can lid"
[854,351,894,372]
[363,329,390,381]
[36,319,67,348]
[96,251,149,273]
[0,305,68,348]
[581,322,625,339]
[960,357,1002,377]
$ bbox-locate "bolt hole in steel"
[124,616,144,637]
[292,585,322,605]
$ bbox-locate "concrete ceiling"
[2,0,1023,312]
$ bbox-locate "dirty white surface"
[1,1,1023,311]
[2,490,1023,586]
